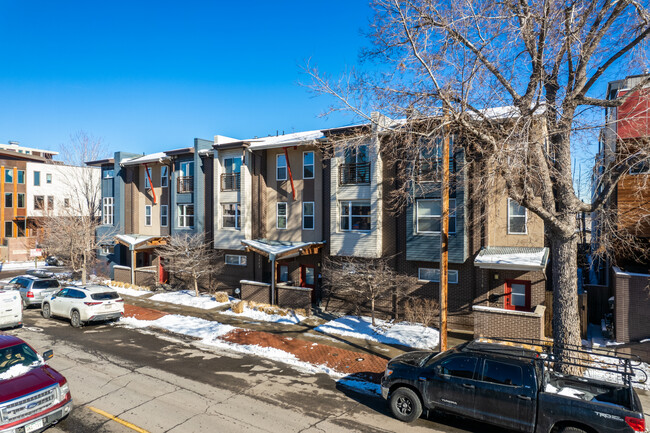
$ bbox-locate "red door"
[300,266,316,289]
[159,258,169,284]
[504,280,531,311]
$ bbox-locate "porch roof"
[474,247,549,272]
[120,152,169,166]
[114,234,167,251]
[241,239,325,261]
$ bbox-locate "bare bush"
[403,298,440,329]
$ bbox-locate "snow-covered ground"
[221,305,305,325]
[149,290,232,309]
[0,261,48,271]
[103,281,151,297]
[315,316,440,350]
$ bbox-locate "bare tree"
[156,233,220,297]
[322,255,412,326]
[309,0,650,371]
[38,131,107,283]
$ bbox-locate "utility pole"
[439,108,450,352]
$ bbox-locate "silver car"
[6,275,61,309]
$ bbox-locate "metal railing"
[220,173,241,191]
[177,176,194,193]
[339,162,370,185]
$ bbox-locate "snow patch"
[150,290,232,309]
[337,378,381,396]
[221,306,305,325]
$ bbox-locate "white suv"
[42,285,124,327]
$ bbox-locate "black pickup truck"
[380,339,647,432]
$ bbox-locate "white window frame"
[144,167,152,188]
[102,197,114,225]
[339,200,371,232]
[225,254,247,266]
[222,203,241,230]
[303,151,314,179]
[161,166,168,188]
[178,204,194,228]
[100,245,112,256]
[180,161,194,177]
[303,202,315,230]
[161,205,168,227]
[507,198,528,235]
[418,268,458,284]
[144,205,152,226]
[277,202,287,229]
[46,173,52,184]
[416,199,456,234]
[276,154,287,181]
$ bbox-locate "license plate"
[25,418,44,433]
[105,304,112,309]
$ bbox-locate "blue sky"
[0,1,372,156]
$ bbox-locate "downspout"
[283,147,296,200]
[271,257,276,305]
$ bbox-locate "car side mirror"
[43,350,53,360]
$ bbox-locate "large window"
[224,157,242,174]
[17,170,24,184]
[221,157,241,191]
[276,154,287,181]
[178,204,194,228]
[418,268,458,284]
[17,193,25,208]
[102,197,114,225]
[277,202,287,229]
[34,171,40,186]
[161,166,168,188]
[144,167,152,188]
[340,201,371,231]
[180,161,194,177]
[417,137,455,181]
[303,151,314,179]
[222,203,241,229]
[34,195,44,210]
[4,193,12,208]
[508,199,527,234]
[225,255,247,266]
[416,199,456,233]
[144,205,152,226]
[303,202,314,230]
[161,205,168,227]
[4,169,12,183]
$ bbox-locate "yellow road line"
[88,406,150,433]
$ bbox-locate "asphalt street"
[4,308,505,433]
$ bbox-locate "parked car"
[0,334,72,432]
[381,338,646,432]
[0,288,22,329]
[45,256,62,266]
[41,285,124,328]
[5,274,61,309]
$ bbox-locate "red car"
[0,334,72,432]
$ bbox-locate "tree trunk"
[81,252,87,285]
[193,276,199,297]
[551,232,582,375]
[371,298,376,327]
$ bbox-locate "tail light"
[26,291,34,298]
[116,299,124,303]
[84,302,102,306]
[625,416,645,432]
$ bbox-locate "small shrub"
[214,291,229,303]
[403,298,439,328]
[294,308,307,317]
[231,300,246,314]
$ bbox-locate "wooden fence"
[544,291,588,339]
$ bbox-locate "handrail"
[339,162,370,185]
[220,173,240,191]
[177,176,194,193]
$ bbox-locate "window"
[222,203,241,229]
[4,193,12,208]
[417,137,456,181]
[3,221,11,237]
[145,205,152,226]
[481,360,523,387]
[17,170,24,184]
[303,202,314,230]
[15,220,25,237]
[64,198,70,208]
[180,161,194,177]
[34,195,44,210]
[178,204,194,228]
[102,197,114,225]
[161,205,168,227]
[418,268,458,284]
[341,145,370,184]
[344,145,369,164]
[224,157,242,174]
[508,199,527,234]
[279,265,289,282]
[17,193,25,208]
[47,196,54,210]
[34,171,40,186]
[340,201,371,231]
[100,245,112,255]
[4,169,12,183]
[103,168,114,179]
[277,202,287,229]
[630,160,650,174]
[303,151,314,179]
[416,199,456,233]
[222,158,241,191]
[144,167,152,188]
[505,279,531,311]
[276,154,287,181]
[46,173,52,184]
[161,166,168,188]
[225,254,247,266]
[438,356,477,379]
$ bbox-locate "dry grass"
[403,298,439,328]
[213,291,229,303]
[233,301,297,317]
[231,300,246,314]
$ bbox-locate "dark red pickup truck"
[0,334,72,433]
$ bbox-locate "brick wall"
[240,280,272,304]
[614,268,650,342]
[277,285,312,315]
[473,305,546,340]
[134,267,156,288]
[113,265,131,284]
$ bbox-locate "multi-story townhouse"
[592,74,650,344]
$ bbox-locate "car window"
[55,288,69,298]
[439,356,478,379]
[8,278,18,284]
[68,289,87,299]
[0,343,40,375]
[481,359,523,387]
[91,292,120,301]
[17,278,30,288]
[33,280,60,289]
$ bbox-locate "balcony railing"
[221,173,241,191]
[177,176,194,193]
[339,162,371,185]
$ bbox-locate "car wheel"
[70,310,82,328]
[42,303,51,319]
[389,387,422,423]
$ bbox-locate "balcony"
[221,173,241,191]
[339,162,370,185]
[177,176,194,193]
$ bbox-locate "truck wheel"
[70,310,82,328]
[42,303,51,319]
[389,387,422,423]
[558,427,587,433]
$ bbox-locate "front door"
[504,280,531,311]
[300,266,316,289]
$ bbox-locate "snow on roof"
[114,234,162,249]
[242,239,325,260]
[474,247,549,271]
[121,152,169,166]
[246,130,325,150]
